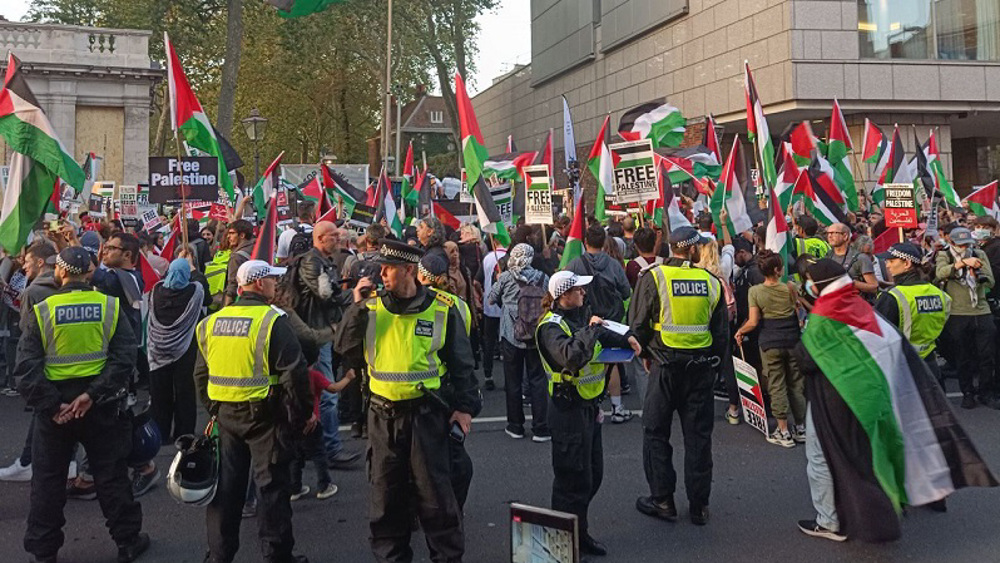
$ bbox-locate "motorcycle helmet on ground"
[127,406,162,466]
[167,418,219,506]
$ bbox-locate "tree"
[216,0,243,139]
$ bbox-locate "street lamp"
[241,108,268,184]
[321,153,338,168]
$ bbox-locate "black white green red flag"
[483,151,536,182]
[252,152,284,218]
[559,195,585,270]
[588,114,614,220]
[775,142,801,213]
[765,184,792,282]
[924,130,959,208]
[401,141,417,207]
[744,62,777,190]
[964,181,1000,220]
[709,137,754,236]
[0,52,85,254]
[873,125,910,206]
[797,154,849,226]
[165,33,234,200]
[618,99,686,149]
[251,194,278,264]
[827,99,859,212]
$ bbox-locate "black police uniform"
[16,281,143,561]
[192,293,313,563]
[335,243,479,563]
[536,303,632,547]
[628,257,729,519]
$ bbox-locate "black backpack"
[288,228,312,259]
[580,256,621,321]
[513,279,547,345]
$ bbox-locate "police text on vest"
[54,304,102,324]
[671,280,709,297]
[213,317,253,337]
[915,295,944,313]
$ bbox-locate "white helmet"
[167,434,219,507]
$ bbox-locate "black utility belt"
[658,350,720,368]
[369,393,429,412]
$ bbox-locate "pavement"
[1,367,999,563]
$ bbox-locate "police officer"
[193,260,313,563]
[336,239,479,562]
[875,243,952,381]
[417,253,474,511]
[628,226,729,526]
[16,247,149,563]
[536,271,641,557]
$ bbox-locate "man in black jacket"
[223,220,255,306]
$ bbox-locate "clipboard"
[595,348,635,364]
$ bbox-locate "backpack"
[580,256,622,321]
[288,228,312,259]
[513,279,547,345]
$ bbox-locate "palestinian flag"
[321,164,364,212]
[862,118,888,166]
[482,151,536,181]
[925,130,959,208]
[165,33,234,200]
[796,155,849,226]
[401,141,417,207]
[618,98,686,149]
[781,121,818,167]
[536,129,553,177]
[745,62,777,190]
[803,279,996,540]
[612,141,655,171]
[872,125,907,206]
[911,129,935,211]
[268,0,346,18]
[80,152,100,200]
[964,181,1000,220]
[251,194,278,263]
[827,100,859,212]
[0,53,84,254]
[252,152,284,217]
[765,185,792,282]
[376,170,403,237]
[587,114,613,220]
[650,157,691,230]
[456,72,511,246]
[157,216,180,259]
[709,136,754,236]
[432,200,461,230]
[775,142,803,213]
[559,194,585,269]
[300,174,335,222]
[138,252,161,294]
[704,115,722,164]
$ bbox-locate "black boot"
[580,534,607,556]
[636,496,678,521]
[117,533,150,563]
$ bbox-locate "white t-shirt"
[482,249,507,318]
[275,223,313,260]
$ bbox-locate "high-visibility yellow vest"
[887,283,952,358]
[205,250,231,296]
[197,304,281,402]
[430,287,471,335]
[649,262,721,350]
[536,311,605,400]
[364,291,451,401]
[796,237,831,260]
[34,291,119,381]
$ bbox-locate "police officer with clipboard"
[17,247,149,563]
[193,260,313,563]
[336,239,479,562]
[628,226,729,526]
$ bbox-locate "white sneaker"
[611,407,633,424]
[316,484,339,500]
[0,458,32,482]
[290,485,311,501]
[67,461,77,480]
[766,430,796,448]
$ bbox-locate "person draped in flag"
[629,226,729,526]
[795,258,997,543]
[874,243,951,391]
[934,226,999,410]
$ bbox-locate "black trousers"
[206,403,296,563]
[148,343,198,443]
[368,399,463,563]
[549,397,603,538]
[25,407,142,558]
[642,358,716,507]
[450,439,473,511]
[481,316,500,379]
[945,314,996,397]
[501,339,548,435]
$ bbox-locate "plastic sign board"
[734,356,769,436]
[609,139,658,205]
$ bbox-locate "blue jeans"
[318,344,342,458]
[805,406,839,531]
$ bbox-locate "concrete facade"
[473,0,1000,194]
[0,22,160,185]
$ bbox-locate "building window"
[429,110,443,124]
[858,0,1000,61]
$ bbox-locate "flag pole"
[172,134,190,250]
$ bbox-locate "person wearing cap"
[193,260,313,563]
[335,239,479,562]
[628,226,728,526]
[16,246,149,563]
[935,226,999,409]
[417,253,474,510]
[536,271,641,557]
[875,243,952,383]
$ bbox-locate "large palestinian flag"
[965,181,1000,220]
[745,62,776,190]
[803,278,996,541]
[709,136,754,236]
[618,99,686,148]
[795,155,849,226]
[0,53,85,254]
[827,99,858,212]
[165,33,234,200]
[588,114,613,220]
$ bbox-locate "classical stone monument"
[0,20,161,185]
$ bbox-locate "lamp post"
[241,108,268,184]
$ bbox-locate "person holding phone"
[535,271,641,558]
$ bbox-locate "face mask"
[805,280,819,299]
[973,229,991,241]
